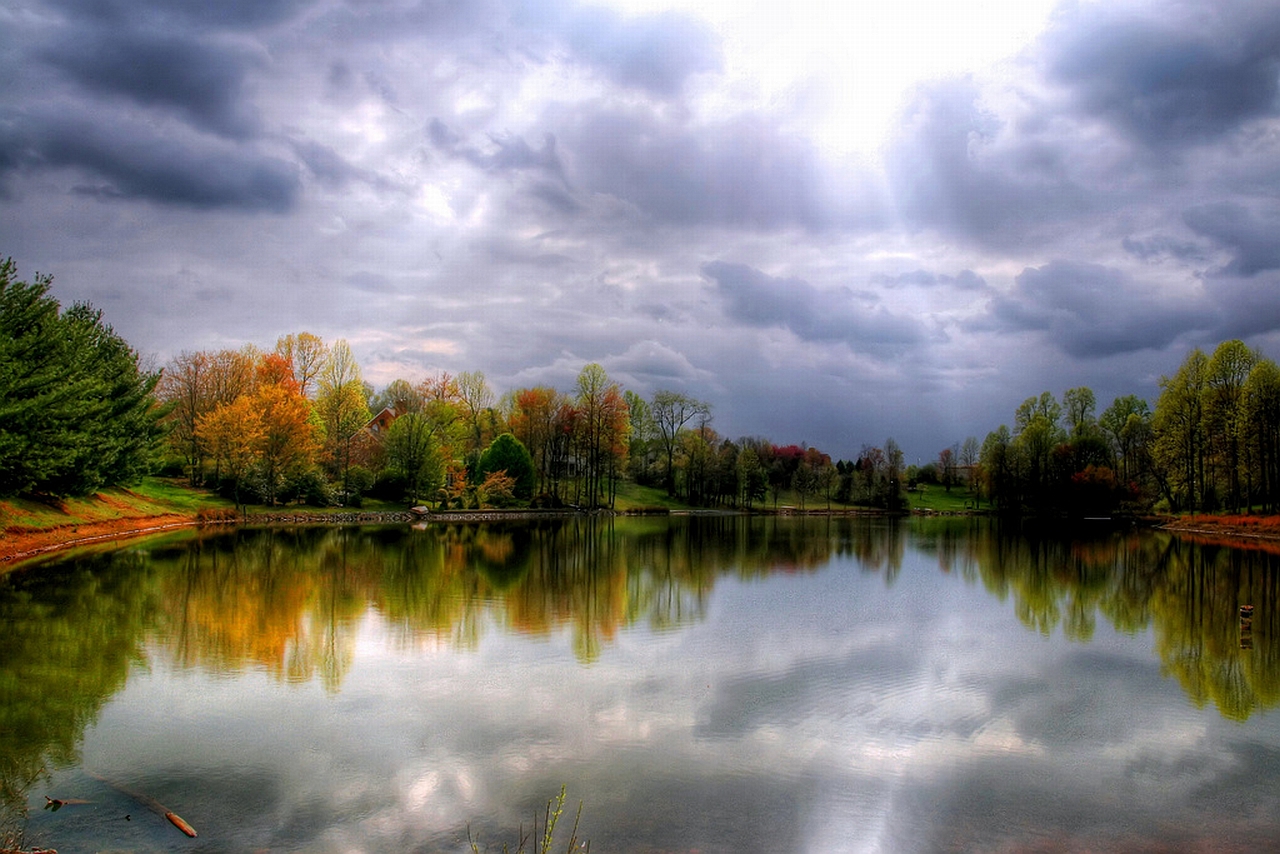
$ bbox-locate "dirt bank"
[1,513,201,569]
[1160,515,1280,547]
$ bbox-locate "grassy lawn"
[0,483,205,532]
[907,485,985,513]
[612,481,690,512]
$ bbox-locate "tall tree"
[508,386,568,498]
[1100,395,1152,485]
[651,390,709,496]
[253,355,321,505]
[1203,339,1257,511]
[383,413,445,504]
[1153,348,1209,510]
[575,364,629,508]
[0,260,164,497]
[158,351,212,485]
[456,370,495,455]
[1062,387,1097,439]
[315,340,371,497]
[1245,358,1280,511]
[274,332,328,398]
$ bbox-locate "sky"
[4,0,1280,460]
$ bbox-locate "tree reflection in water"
[3,515,1280,839]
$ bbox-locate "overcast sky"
[4,0,1280,460]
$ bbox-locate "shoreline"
[15,506,1271,571]
[1,505,909,570]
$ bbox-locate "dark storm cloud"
[1046,2,1280,147]
[703,261,924,352]
[44,0,315,30]
[0,107,299,211]
[1183,202,1280,276]
[40,26,262,139]
[978,260,1209,358]
[557,105,881,230]
[1201,271,1280,341]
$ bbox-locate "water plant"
[468,786,588,854]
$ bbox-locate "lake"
[3,515,1280,853]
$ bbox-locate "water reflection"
[2,516,1280,851]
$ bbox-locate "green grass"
[129,477,238,513]
[0,482,203,532]
[611,480,690,512]
[907,485,985,513]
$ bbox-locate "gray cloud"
[40,26,263,139]
[978,260,1210,358]
[1184,202,1280,276]
[557,104,882,230]
[0,107,298,210]
[1046,2,1280,147]
[703,261,924,353]
[886,79,1093,249]
[45,0,315,30]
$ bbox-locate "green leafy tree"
[384,412,445,504]
[1153,348,1209,510]
[477,433,536,501]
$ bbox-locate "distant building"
[365,406,399,436]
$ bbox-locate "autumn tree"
[157,347,256,486]
[253,355,321,504]
[195,395,262,508]
[508,386,570,498]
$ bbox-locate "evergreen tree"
[0,259,164,496]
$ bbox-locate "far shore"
[9,499,1278,572]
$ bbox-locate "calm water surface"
[3,516,1280,853]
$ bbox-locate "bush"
[285,468,336,507]
[371,469,409,502]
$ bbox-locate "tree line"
[7,259,1280,515]
[964,339,1280,516]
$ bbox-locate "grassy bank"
[0,479,233,567]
